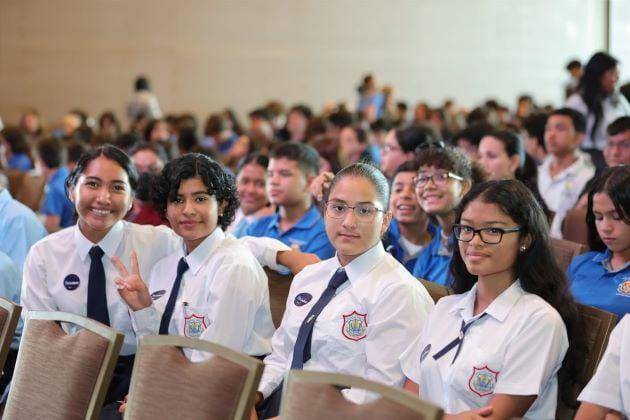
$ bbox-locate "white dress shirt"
[566,93,630,150]
[537,151,595,238]
[21,221,181,355]
[579,314,630,416]
[400,281,568,420]
[131,228,275,361]
[259,242,434,404]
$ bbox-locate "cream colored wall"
[0,0,607,129]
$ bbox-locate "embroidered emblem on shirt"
[150,290,167,300]
[63,274,80,291]
[184,314,207,338]
[617,279,630,297]
[294,293,313,306]
[468,365,499,397]
[341,311,368,341]
[420,344,432,364]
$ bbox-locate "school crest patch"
[468,365,499,397]
[617,279,630,297]
[184,314,207,338]
[341,311,367,341]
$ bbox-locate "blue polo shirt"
[411,226,453,286]
[40,167,74,228]
[245,205,335,260]
[0,189,47,273]
[568,249,630,320]
[8,153,33,171]
[383,219,436,273]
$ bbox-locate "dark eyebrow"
[460,218,508,226]
[84,176,127,185]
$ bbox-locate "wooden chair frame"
[550,238,585,273]
[5,311,123,420]
[0,298,21,379]
[281,370,443,420]
[419,278,453,304]
[125,335,264,420]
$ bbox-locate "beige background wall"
[0,0,608,129]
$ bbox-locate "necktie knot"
[328,269,348,290]
[89,246,104,260]
[177,258,189,276]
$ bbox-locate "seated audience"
[380,124,436,179]
[2,127,33,171]
[604,116,630,167]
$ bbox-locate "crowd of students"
[0,51,629,419]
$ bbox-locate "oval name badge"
[63,274,80,291]
[294,293,313,306]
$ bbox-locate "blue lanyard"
[432,313,487,365]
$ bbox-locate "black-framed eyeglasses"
[325,202,384,222]
[413,171,463,188]
[453,224,521,245]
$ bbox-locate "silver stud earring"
[520,245,526,252]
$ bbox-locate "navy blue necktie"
[87,246,110,326]
[433,313,487,364]
[159,258,189,335]
[291,268,348,370]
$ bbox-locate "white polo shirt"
[21,221,181,355]
[537,151,595,238]
[131,228,275,360]
[259,242,434,404]
[400,281,568,420]
[579,314,630,416]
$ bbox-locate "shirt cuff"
[239,236,291,271]
[130,305,160,336]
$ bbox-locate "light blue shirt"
[246,205,335,261]
[0,251,22,348]
[568,249,630,320]
[0,188,47,273]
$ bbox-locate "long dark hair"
[578,52,618,139]
[450,180,586,404]
[586,165,630,251]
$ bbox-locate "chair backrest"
[562,208,589,250]
[15,173,46,211]
[124,335,263,420]
[3,311,123,420]
[556,304,618,419]
[5,169,26,198]
[264,267,294,328]
[418,279,453,304]
[281,370,443,420]
[550,238,585,273]
[0,298,21,379]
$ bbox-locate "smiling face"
[478,136,519,181]
[166,176,220,253]
[391,171,425,225]
[593,192,630,255]
[415,165,470,217]
[458,199,523,282]
[325,176,391,265]
[70,156,133,243]
[236,162,268,215]
[266,157,310,206]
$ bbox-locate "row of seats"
[0,300,443,420]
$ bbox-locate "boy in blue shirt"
[246,142,334,260]
[37,137,75,232]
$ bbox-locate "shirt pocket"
[316,312,368,359]
[450,344,504,407]
[180,304,210,338]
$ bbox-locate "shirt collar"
[182,227,224,275]
[50,166,69,183]
[593,249,630,272]
[543,150,592,181]
[449,280,524,323]
[74,220,125,262]
[0,189,11,211]
[269,205,322,231]
[337,242,386,285]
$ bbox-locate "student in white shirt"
[254,162,434,419]
[538,108,595,238]
[401,179,586,420]
[114,153,275,360]
[576,314,629,419]
[21,145,180,414]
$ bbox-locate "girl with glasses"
[254,162,434,419]
[411,146,480,286]
[401,180,585,419]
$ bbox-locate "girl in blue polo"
[568,165,630,320]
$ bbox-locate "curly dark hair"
[450,179,586,406]
[416,145,473,180]
[586,165,630,251]
[151,153,238,230]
